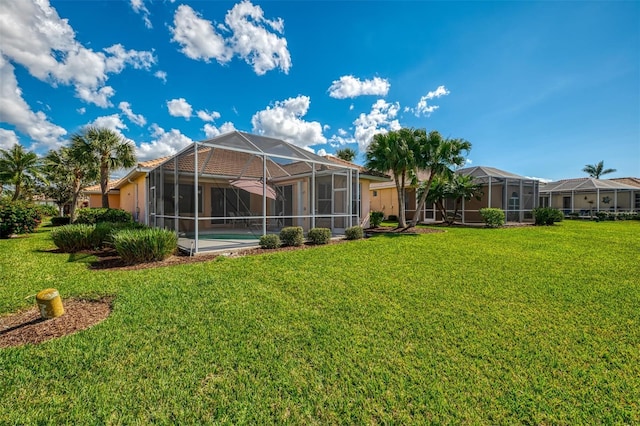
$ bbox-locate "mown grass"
[1,221,639,424]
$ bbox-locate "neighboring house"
[369,166,540,224]
[85,131,389,253]
[83,156,168,222]
[539,177,640,215]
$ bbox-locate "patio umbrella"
[230,179,277,200]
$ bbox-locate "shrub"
[370,211,384,228]
[92,222,147,248]
[112,228,177,264]
[51,224,95,252]
[279,226,304,247]
[34,204,58,217]
[479,208,505,228]
[0,202,41,238]
[50,216,71,226]
[75,208,133,224]
[345,226,364,240]
[307,227,331,245]
[533,207,564,226]
[387,215,398,222]
[259,234,281,249]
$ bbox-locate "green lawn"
[1,221,639,424]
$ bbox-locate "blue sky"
[1,0,638,181]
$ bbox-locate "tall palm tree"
[582,161,616,179]
[365,129,420,228]
[72,127,136,208]
[408,131,471,227]
[43,145,98,221]
[0,144,44,201]
[335,147,357,162]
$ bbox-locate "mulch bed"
[0,298,113,349]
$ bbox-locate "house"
[539,177,640,215]
[84,131,389,253]
[369,166,540,224]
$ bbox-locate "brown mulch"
[0,298,113,349]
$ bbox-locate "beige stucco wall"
[88,193,120,209]
[118,174,147,222]
[546,190,635,211]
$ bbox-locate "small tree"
[335,147,357,162]
[0,144,44,201]
[72,127,136,208]
[582,161,616,179]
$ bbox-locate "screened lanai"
[429,166,539,223]
[147,131,359,253]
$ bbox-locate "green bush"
[75,208,133,224]
[112,228,177,264]
[259,234,281,249]
[279,226,304,247]
[479,208,505,228]
[50,216,71,226]
[92,222,147,248]
[51,224,95,252]
[0,202,41,238]
[345,226,364,240]
[370,211,384,228]
[307,227,331,245]
[593,211,639,221]
[387,215,398,222]
[34,204,58,217]
[533,207,564,226]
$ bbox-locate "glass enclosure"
[147,132,359,253]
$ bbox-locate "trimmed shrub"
[259,234,281,249]
[279,226,304,247]
[307,227,331,245]
[479,208,505,228]
[34,204,58,217]
[533,207,564,226]
[50,216,71,226]
[75,208,133,224]
[112,228,177,264]
[51,224,95,252]
[0,202,41,238]
[345,226,364,240]
[370,211,384,228]
[592,211,639,221]
[92,222,147,248]
[387,215,398,222]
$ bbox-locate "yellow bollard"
[36,288,64,319]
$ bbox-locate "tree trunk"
[409,174,435,227]
[70,179,82,223]
[100,164,109,208]
[395,172,407,228]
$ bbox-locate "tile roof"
[540,177,639,192]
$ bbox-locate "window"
[178,184,202,214]
[373,190,378,197]
[508,191,520,210]
[635,193,640,210]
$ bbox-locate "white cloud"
[414,85,450,117]
[154,70,167,83]
[170,5,230,63]
[251,95,326,148]
[197,110,221,122]
[349,104,354,111]
[328,133,356,149]
[203,121,236,138]
[170,1,290,75]
[167,98,193,119]
[0,56,67,149]
[77,107,86,115]
[224,0,291,75]
[137,124,193,161]
[328,75,390,99]
[0,0,156,107]
[353,99,401,152]
[0,128,20,149]
[465,158,473,165]
[525,175,553,183]
[129,0,152,29]
[119,101,146,126]
[338,128,348,137]
[87,114,129,140]
[316,148,327,156]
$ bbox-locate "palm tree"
[582,161,616,179]
[408,131,471,227]
[335,147,357,162]
[72,127,136,208]
[0,144,44,201]
[43,145,98,221]
[365,129,420,228]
